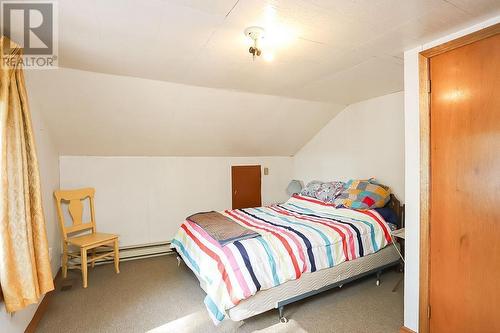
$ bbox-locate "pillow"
[300,181,323,198]
[335,178,391,209]
[373,206,399,226]
[316,181,345,204]
[300,180,345,204]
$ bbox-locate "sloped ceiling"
[25,68,343,156]
[16,0,500,156]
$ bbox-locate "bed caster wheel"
[339,284,343,288]
[376,279,380,286]
[278,306,287,323]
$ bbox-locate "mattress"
[226,244,399,321]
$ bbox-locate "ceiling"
[52,0,499,105]
[13,1,500,157]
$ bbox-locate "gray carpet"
[37,255,403,333]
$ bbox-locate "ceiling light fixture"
[244,26,265,60]
[263,53,274,62]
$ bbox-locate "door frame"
[418,23,500,333]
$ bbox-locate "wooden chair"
[54,188,119,288]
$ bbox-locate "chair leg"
[91,248,96,268]
[81,247,88,288]
[113,239,120,274]
[62,242,68,279]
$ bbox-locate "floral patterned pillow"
[300,180,345,205]
[300,181,323,198]
[316,181,345,204]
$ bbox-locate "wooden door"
[429,33,500,333]
[231,165,261,209]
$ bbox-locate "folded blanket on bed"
[187,211,259,246]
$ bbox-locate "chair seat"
[68,232,118,248]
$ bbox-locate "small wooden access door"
[231,165,262,209]
[426,32,500,332]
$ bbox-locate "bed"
[171,193,403,324]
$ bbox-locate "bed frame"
[175,194,405,324]
[276,261,399,323]
[386,194,405,228]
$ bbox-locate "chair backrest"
[54,188,96,240]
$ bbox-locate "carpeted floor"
[37,255,403,333]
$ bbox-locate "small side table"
[392,227,405,240]
[391,227,405,292]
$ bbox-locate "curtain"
[0,37,54,313]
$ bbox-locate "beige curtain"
[0,37,54,313]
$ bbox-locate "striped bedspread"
[171,194,393,324]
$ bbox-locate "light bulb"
[263,53,274,62]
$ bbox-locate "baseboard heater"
[94,241,173,265]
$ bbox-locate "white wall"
[403,16,500,332]
[29,85,62,279]
[293,92,405,200]
[59,156,293,245]
[0,77,61,333]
